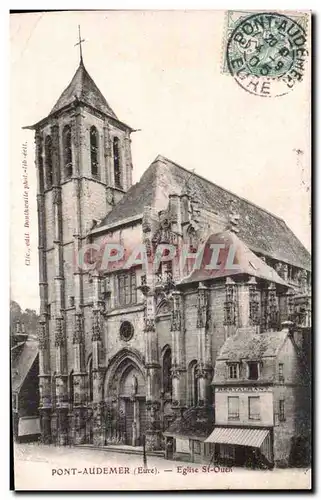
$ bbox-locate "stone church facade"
[26,54,311,453]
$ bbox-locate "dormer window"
[90,126,99,177]
[247,361,260,380]
[228,363,239,379]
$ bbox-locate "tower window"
[113,137,121,188]
[63,125,72,178]
[37,139,44,192]
[90,126,99,177]
[45,135,53,188]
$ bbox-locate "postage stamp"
[223,11,309,97]
[10,9,311,492]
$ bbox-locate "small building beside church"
[11,322,40,441]
[25,42,311,455]
[206,321,311,468]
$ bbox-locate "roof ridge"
[154,154,285,224]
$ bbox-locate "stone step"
[75,444,165,458]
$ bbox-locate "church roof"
[50,60,118,119]
[97,155,311,270]
[180,231,288,286]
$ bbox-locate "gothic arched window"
[69,370,74,409]
[88,358,93,402]
[188,360,198,406]
[45,135,53,188]
[63,125,72,178]
[37,141,44,192]
[90,126,99,177]
[113,137,121,188]
[162,347,172,395]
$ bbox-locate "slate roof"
[180,230,288,286]
[216,330,288,362]
[97,155,311,270]
[164,406,214,440]
[50,60,118,119]
[11,339,38,393]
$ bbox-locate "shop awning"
[18,416,41,437]
[205,427,270,448]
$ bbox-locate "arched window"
[113,137,121,188]
[162,347,172,395]
[69,370,74,409]
[90,126,99,177]
[37,139,44,192]
[63,125,72,178]
[188,360,198,406]
[88,358,93,402]
[45,135,53,188]
[51,372,56,411]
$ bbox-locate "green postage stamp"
[222,11,309,97]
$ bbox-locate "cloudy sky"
[10,10,311,311]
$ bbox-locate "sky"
[10,10,311,311]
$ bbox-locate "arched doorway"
[104,349,146,446]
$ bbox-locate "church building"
[25,46,311,456]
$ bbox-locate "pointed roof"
[179,230,288,286]
[50,60,118,119]
[96,155,311,271]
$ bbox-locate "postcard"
[10,9,311,491]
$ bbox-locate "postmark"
[225,11,309,97]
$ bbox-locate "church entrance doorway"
[104,350,146,447]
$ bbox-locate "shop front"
[205,427,273,469]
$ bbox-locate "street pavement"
[13,443,311,491]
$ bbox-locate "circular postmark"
[226,12,308,97]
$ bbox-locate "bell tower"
[25,30,134,444]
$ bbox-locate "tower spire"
[75,25,86,64]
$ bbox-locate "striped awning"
[205,427,270,448]
[18,417,41,437]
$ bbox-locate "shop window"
[194,441,201,454]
